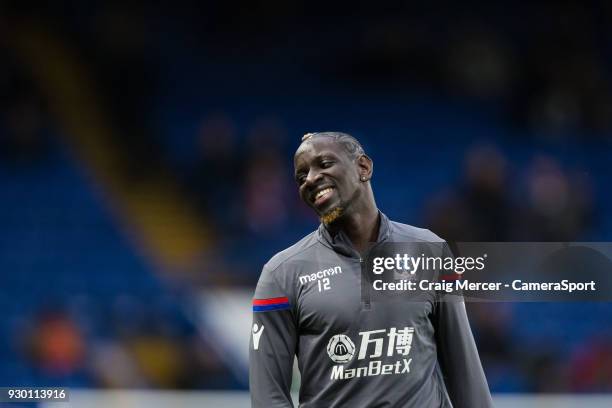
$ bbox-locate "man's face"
[294,137,363,223]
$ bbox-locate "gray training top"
[249,213,494,407]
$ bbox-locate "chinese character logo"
[387,327,414,356]
[327,334,356,363]
[357,327,415,359]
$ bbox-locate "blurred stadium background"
[1,1,611,407]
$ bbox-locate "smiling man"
[249,132,493,407]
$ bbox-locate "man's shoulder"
[264,229,322,273]
[388,219,445,243]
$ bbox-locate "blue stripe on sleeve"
[253,303,291,312]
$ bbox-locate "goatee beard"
[320,207,344,225]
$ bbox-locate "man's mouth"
[312,187,335,206]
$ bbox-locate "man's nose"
[305,169,323,186]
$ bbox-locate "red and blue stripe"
[253,296,290,312]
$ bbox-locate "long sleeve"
[432,242,493,408]
[249,264,297,408]
[433,297,494,408]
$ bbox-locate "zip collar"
[317,211,392,258]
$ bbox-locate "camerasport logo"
[327,327,414,380]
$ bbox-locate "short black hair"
[301,132,365,159]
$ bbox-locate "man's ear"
[357,154,373,180]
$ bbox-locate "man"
[250,132,493,407]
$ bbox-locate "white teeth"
[315,188,333,200]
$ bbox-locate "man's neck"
[330,204,380,254]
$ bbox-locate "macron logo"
[299,266,342,285]
[252,323,265,350]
